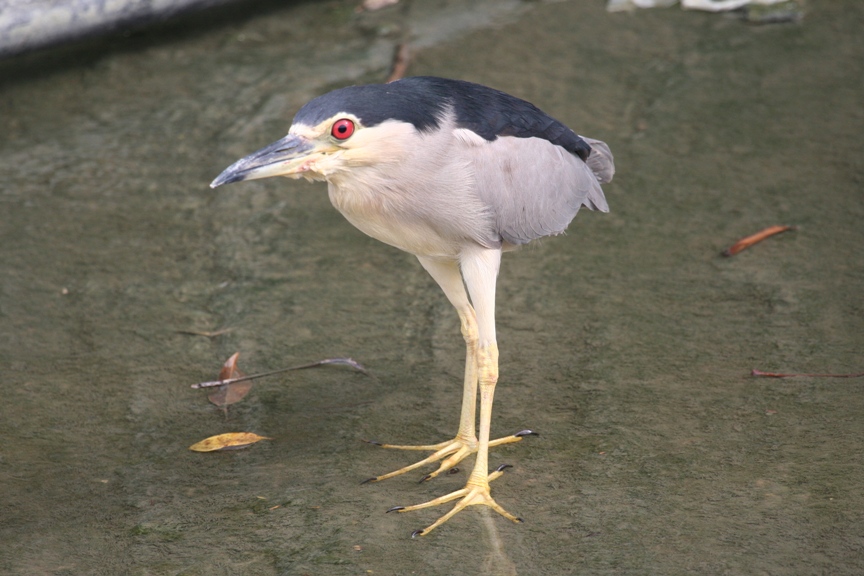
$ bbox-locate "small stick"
[192,358,368,389]
[751,369,864,379]
[177,328,234,338]
[722,225,795,257]
[386,43,411,83]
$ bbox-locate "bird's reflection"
[478,507,518,576]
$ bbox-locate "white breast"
[325,114,500,257]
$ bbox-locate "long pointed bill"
[210,134,325,188]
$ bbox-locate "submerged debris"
[192,356,370,390]
[743,1,803,23]
[607,0,676,10]
[358,0,400,12]
[607,0,804,23]
[386,44,412,83]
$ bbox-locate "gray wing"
[583,137,615,184]
[467,134,613,246]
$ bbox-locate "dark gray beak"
[210,134,317,188]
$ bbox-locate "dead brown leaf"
[208,352,254,412]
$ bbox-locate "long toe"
[391,468,521,536]
[364,430,534,483]
[405,483,521,537]
[363,438,474,483]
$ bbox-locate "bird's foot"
[387,464,522,537]
[362,429,536,484]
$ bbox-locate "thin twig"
[177,328,234,338]
[751,369,864,379]
[192,358,369,389]
[722,225,795,257]
[386,43,411,83]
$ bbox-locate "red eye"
[331,119,355,140]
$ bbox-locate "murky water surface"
[2,1,862,574]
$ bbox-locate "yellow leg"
[389,344,523,536]
[373,249,527,536]
[363,256,534,485]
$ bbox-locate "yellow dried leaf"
[189,432,271,452]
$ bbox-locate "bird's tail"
[583,138,615,184]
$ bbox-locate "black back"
[294,76,592,162]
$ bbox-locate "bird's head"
[211,81,443,189]
[210,113,363,186]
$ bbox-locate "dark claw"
[418,474,432,484]
[516,517,524,523]
[363,439,383,446]
[514,429,539,437]
[386,506,405,514]
[360,477,379,485]
[495,463,513,473]
[411,529,425,538]
[448,467,460,475]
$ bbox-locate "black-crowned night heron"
[211,76,614,536]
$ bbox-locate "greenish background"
[1,1,862,574]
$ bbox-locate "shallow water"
[1,1,862,574]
